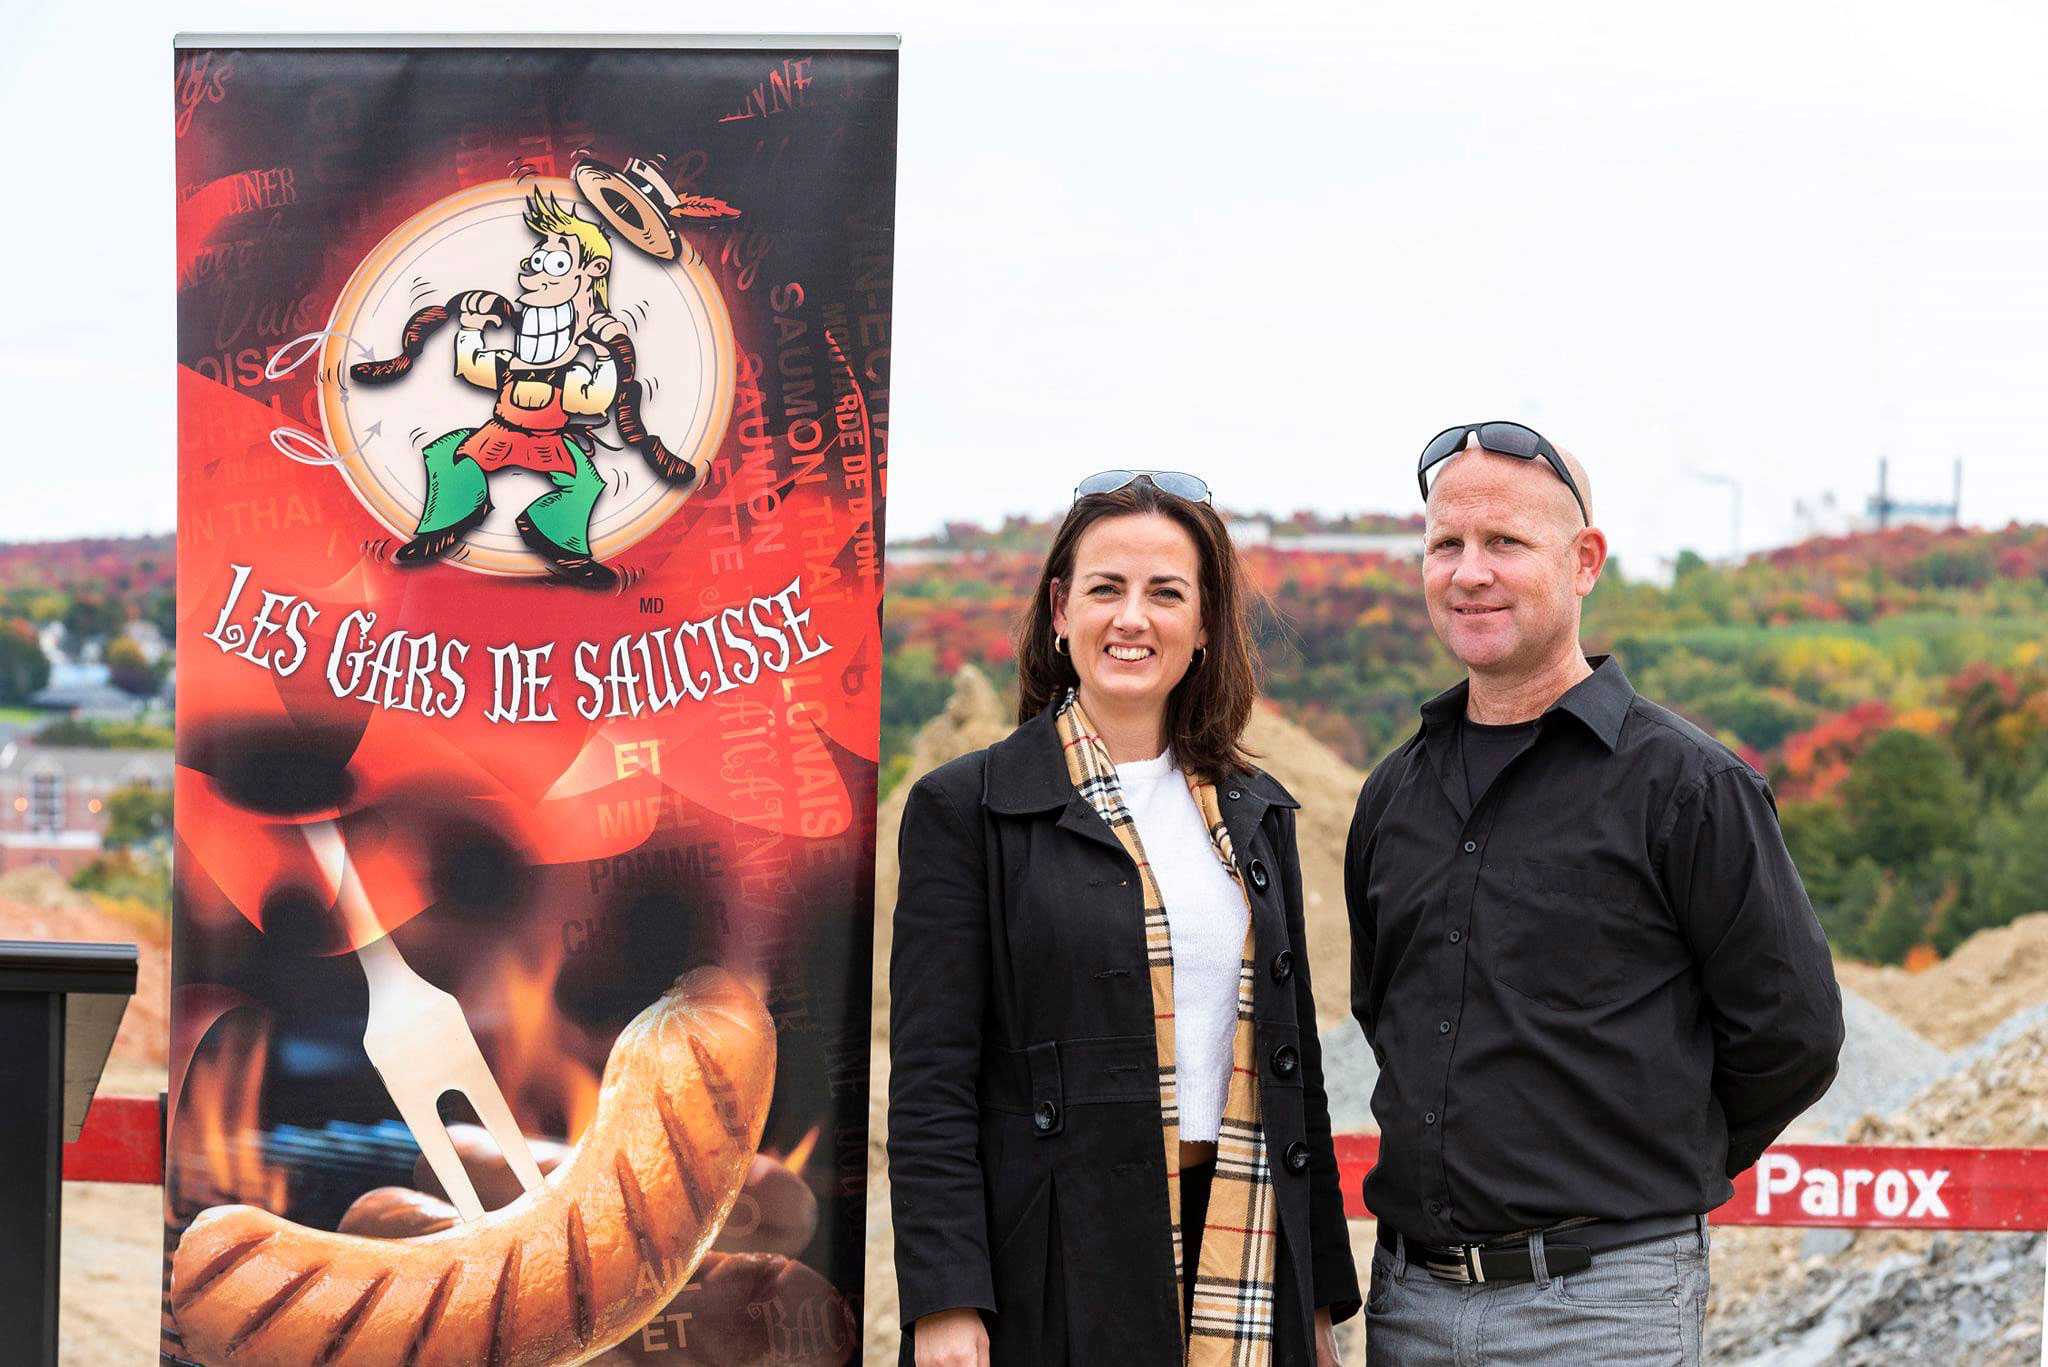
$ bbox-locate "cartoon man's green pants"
[394,424,618,587]
[414,429,605,554]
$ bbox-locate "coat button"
[1248,859,1270,892]
[1227,789,1241,800]
[1270,950,1293,984]
[1271,1044,1299,1077]
[1283,1141,1311,1174]
[1033,1100,1058,1131]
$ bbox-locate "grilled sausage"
[169,967,775,1367]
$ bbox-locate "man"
[395,189,627,588]
[1344,423,1843,1365]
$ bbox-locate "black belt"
[1378,1213,1704,1285]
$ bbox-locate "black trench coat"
[888,706,1361,1365]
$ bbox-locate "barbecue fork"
[301,819,544,1222]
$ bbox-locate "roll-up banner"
[167,36,895,1367]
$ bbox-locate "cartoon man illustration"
[394,190,628,588]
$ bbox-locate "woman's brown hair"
[1014,477,1259,785]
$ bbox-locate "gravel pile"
[1317,1020,1380,1135]
[1711,1231,2043,1367]
[1788,986,1951,1140]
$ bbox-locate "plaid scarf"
[1055,691,1278,1365]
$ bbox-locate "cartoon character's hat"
[572,155,740,261]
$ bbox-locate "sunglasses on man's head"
[1072,469,1213,505]
[1416,422,1589,527]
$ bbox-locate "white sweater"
[1115,751,1249,1143]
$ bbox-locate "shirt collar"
[1419,654,1634,752]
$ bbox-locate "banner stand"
[0,941,137,1367]
[168,36,894,1365]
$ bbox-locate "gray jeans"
[1364,1224,1710,1366]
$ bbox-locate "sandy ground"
[58,1057,167,1367]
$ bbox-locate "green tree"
[1861,878,1926,964]
[1824,856,1887,953]
[105,636,159,697]
[1688,684,1818,753]
[63,595,126,647]
[1947,672,2048,804]
[143,588,177,641]
[102,783,171,849]
[33,718,173,748]
[1946,776,2048,950]
[1780,799,1852,908]
[880,646,952,769]
[1838,729,1973,870]
[71,851,169,916]
[0,621,50,702]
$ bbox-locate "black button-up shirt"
[1344,656,1843,1244]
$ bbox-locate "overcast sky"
[7,0,2044,574]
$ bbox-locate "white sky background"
[4,0,2045,576]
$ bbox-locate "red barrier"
[61,1095,162,1184]
[1721,1144,2048,1230]
[1332,1134,2048,1232]
[64,1103,2048,1236]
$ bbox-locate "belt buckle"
[1422,1243,1485,1284]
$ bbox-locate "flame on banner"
[169,1011,290,1218]
[488,934,604,1145]
[778,1124,821,1177]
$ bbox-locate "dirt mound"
[1242,700,1365,1029]
[0,868,168,1067]
[1833,913,2048,1050]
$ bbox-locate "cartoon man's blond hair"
[524,189,611,309]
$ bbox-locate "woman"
[889,471,1359,1366]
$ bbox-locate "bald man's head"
[1425,432,1594,536]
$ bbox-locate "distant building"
[123,620,170,664]
[29,674,158,720]
[0,743,173,876]
[1228,518,1421,558]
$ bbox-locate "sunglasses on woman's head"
[1416,422,1589,527]
[1072,469,1213,505]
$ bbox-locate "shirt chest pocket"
[1491,858,1648,1010]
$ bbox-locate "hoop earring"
[1191,645,1207,668]
[1054,634,1070,656]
